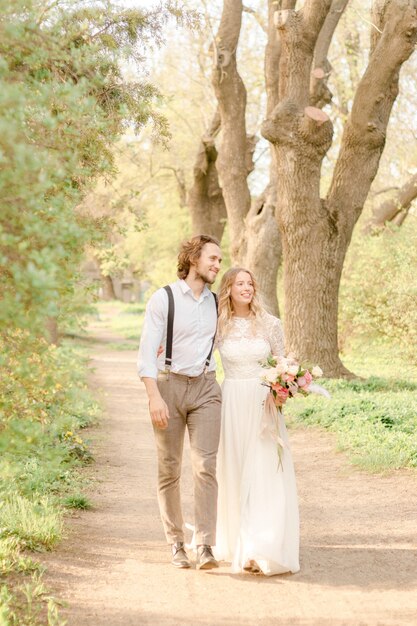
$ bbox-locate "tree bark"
[310,0,349,108]
[212,0,252,262]
[245,184,282,314]
[262,0,417,376]
[188,111,227,241]
[211,0,281,315]
[101,274,117,300]
[365,171,417,231]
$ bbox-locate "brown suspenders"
[163,285,218,371]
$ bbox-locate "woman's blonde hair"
[217,267,264,340]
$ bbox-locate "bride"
[214,267,300,576]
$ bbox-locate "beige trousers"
[154,370,222,546]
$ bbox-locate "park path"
[40,314,417,626]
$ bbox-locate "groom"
[137,234,222,569]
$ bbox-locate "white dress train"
[215,314,300,576]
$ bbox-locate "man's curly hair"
[177,234,220,279]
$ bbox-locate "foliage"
[0,335,98,624]
[0,497,63,552]
[0,1,197,622]
[0,0,172,340]
[339,221,417,362]
[288,338,417,473]
[62,494,92,510]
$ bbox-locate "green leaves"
[0,0,170,340]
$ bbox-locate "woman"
[215,267,300,576]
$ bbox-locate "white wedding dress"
[215,314,300,575]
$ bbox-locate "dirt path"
[40,325,417,626]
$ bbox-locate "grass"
[0,496,63,552]
[94,301,145,343]
[287,339,417,472]
[0,339,98,625]
[61,494,92,510]
[0,575,64,626]
[287,377,417,472]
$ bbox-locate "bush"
[339,222,417,362]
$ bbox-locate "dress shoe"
[171,542,191,568]
[196,545,219,570]
[243,559,261,574]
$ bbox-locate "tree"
[211,0,282,315]
[207,0,417,375]
[365,172,417,230]
[0,0,184,340]
[261,0,417,375]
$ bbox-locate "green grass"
[287,338,417,473]
[0,339,98,625]
[62,494,92,510]
[0,496,63,552]
[94,301,145,342]
[0,575,64,626]
[288,379,416,472]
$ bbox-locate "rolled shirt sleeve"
[137,289,167,379]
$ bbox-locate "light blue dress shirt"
[137,279,217,379]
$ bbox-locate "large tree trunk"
[211,0,282,315]
[245,184,282,314]
[262,0,417,376]
[188,111,227,241]
[211,0,252,262]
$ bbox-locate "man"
[137,234,222,570]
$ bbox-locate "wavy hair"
[217,267,264,341]
[177,234,220,279]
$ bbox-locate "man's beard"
[195,269,215,285]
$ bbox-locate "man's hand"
[149,395,170,430]
[142,377,170,430]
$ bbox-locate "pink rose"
[272,384,290,406]
[283,374,295,383]
[297,371,312,391]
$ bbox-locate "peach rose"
[272,384,290,406]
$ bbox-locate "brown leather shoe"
[196,545,218,570]
[243,559,261,574]
[171,542,191,569]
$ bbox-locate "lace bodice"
[218,313,285,380]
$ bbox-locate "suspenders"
[163,285,218,372]
[163,285,175,370]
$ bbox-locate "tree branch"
[310,0,349,108]
[188,110,227,241]
[365,171,417,231]
[243,5,267,33]
[327,1,417,235]
[273,0,333,105]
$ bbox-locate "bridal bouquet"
[260,353,327,407]
[259,354,329,469]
